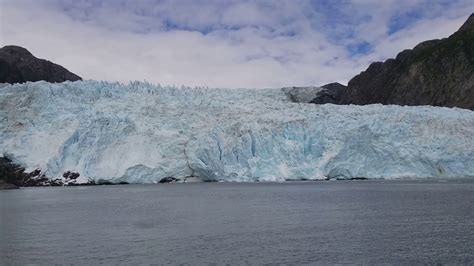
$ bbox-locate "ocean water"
[1,180,473,264]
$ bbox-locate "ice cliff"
[1,80,474,183]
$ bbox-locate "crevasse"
[1,80,473,183]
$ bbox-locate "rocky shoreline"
[0,180,18,189]
[0,155,208,188]
[0,161,371,189]
[0,156,132,189]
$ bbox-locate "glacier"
[1,80,474,183]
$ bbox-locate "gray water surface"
[1,180,473,264]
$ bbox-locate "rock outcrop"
[0,180,18,189]
[282,86,324,103]
[310,83,347,104]
[310,13,474,110]
[0,45,81,84]
[283,83,348,104]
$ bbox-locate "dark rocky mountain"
[282,86,325,103]
[283,83,347,104]
[311,13,474,110]
[0,45,81,84]
[309,82,346,104]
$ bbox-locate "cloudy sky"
[0,0,472,88]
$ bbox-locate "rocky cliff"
[0,45,81,84]
[309,83,347,104]
[311,13,474,110]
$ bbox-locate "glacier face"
[1,80,474,183]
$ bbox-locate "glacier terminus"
[1,80,474,184]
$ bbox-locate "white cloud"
[0,0,472,88]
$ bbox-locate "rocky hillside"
[282,86,324,103]
[311,13,474,110]
[309,83,347,104]
[0,45,81,84]
[283,83,347,104]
